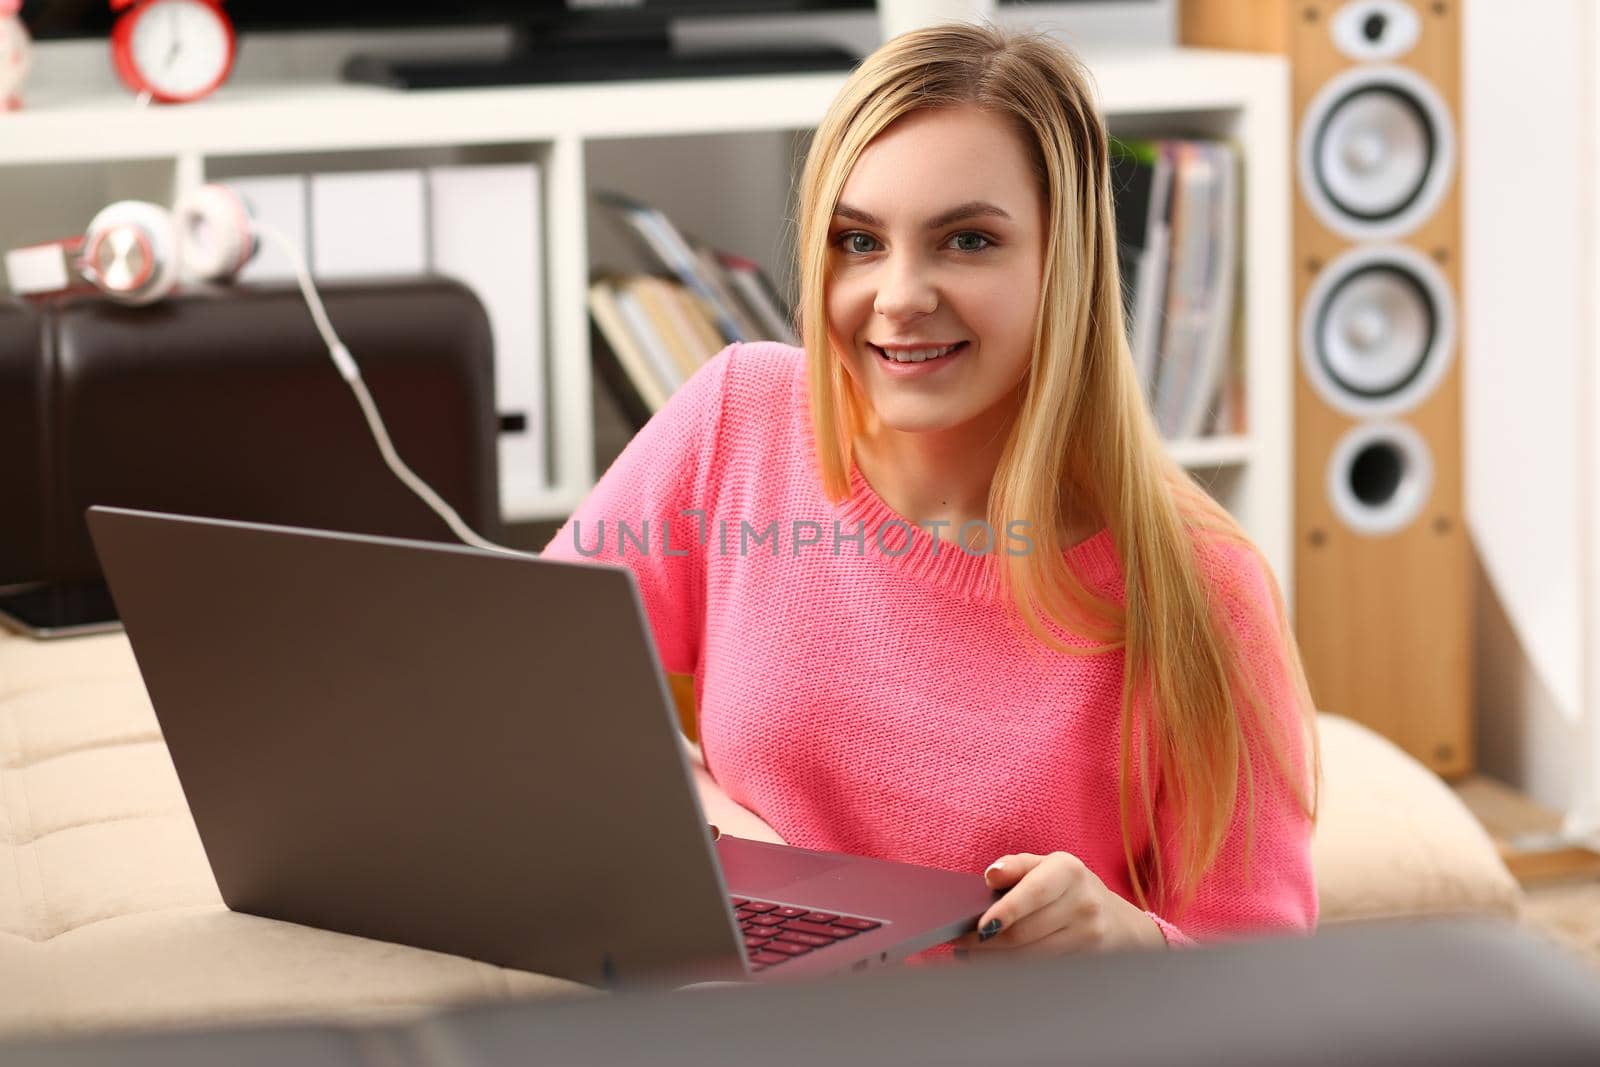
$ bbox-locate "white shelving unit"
[1,47,1293,597]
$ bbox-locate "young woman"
[545,23,1320,958]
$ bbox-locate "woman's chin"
[868,406,973,436]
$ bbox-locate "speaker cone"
[1301,244,1455,418]
[1298,65,1455,240]
[1326,421,1434,536]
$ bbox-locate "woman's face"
[826,105,1048,439]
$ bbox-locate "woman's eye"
[837,232,879,254]
[833,231,991,255]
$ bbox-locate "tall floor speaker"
[1181,0,1472,777]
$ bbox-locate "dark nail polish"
[978,919,1002,942]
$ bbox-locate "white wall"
[1581,0,1600,835]
[1464,0,1598,821]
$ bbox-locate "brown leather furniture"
[0,278,504,633]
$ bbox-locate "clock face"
[128,0,232,100]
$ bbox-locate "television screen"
[22,1,878,39]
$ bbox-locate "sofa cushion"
[1311,714,1523,924]
[0,628,588,1037]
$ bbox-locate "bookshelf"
[0,47,1293,600]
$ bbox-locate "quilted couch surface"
[0,628,588,1037]
[0,625,1521,1038]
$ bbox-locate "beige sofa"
[0,626,1522,1038]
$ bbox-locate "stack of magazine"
[589,190,799,427]
[1110,136,1243,441]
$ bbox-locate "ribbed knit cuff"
[1146,911,1194,948]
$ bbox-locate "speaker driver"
[1326,421,1434,536]
[1298,64,1456,240]
[1301,244,1455,418]
[1330,0,1422,63]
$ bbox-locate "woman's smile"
[870,339,970,375]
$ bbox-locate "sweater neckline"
[835,462,1121,602]
[783,341,1119,601]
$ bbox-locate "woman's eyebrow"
[833,201,1014,230]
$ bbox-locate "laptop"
[86,506,997,990]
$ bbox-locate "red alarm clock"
[110,0,236,104]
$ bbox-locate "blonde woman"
[545,23,1319,958]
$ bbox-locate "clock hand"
[168,6,183,66]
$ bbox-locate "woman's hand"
[954,852,1168,957]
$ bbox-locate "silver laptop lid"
[86,505,744,989]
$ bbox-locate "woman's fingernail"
[986,861,1006,876]
[978,919,1002,942]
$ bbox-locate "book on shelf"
[1196,142,1239,441]
[1109,137,1173,396]
[588,316,656,434]
[593,189,798,347]
[625,274,702,385]
[615,283,685,401]
[587,271,738,428]
[1152,140,1239,441]
[588,275,670,427]
[666,281,729,358]
[1109,137,1242,442]
[1151,141,1208,441]
[1206,146,1249,440]
[691,245,765,342]
[595,189,746,343]
[716,250,800,346]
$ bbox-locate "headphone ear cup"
[175,183,258,284]
[80,201,182,306]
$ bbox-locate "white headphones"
[5,183,258,306]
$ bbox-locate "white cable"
[251,221,529,558]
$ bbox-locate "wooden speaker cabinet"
[1181,0,1472,777]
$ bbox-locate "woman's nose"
[872,253,938,320]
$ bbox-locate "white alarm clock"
[110,0,237,105]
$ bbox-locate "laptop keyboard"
[732,897,885,971]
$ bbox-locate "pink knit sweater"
[543,342,1317,947]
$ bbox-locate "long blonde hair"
[794,23,1319,920]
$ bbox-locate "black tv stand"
[343,22,859,89]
